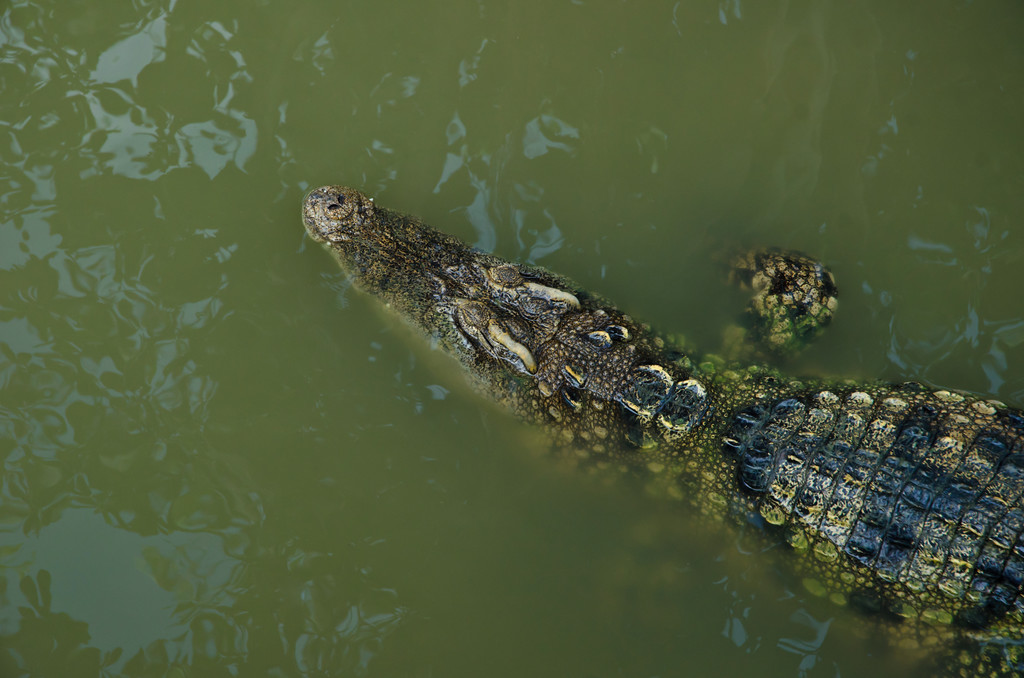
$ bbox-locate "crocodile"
[301,185,1024,676]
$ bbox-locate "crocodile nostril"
[336,194,346,204]
[326,203,342,211]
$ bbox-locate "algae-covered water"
[2,1,1023,676]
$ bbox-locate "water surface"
[2,1,1023,676]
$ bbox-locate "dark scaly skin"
[302,185,1024,676]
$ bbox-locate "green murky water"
[2,1,1023,676]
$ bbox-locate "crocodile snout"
[302,185,376,244]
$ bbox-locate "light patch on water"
[0,509,234,673]
[521,114,579,160]
[90,16,166,86]
[0,317,52,358]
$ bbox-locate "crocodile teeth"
[487,321,537,373]
[523,282,580,309]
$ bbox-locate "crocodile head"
[304,186,712,441]
[302,185,583,385]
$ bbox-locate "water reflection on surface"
[1,0,1023,676]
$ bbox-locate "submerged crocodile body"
[302,185,1024,676]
